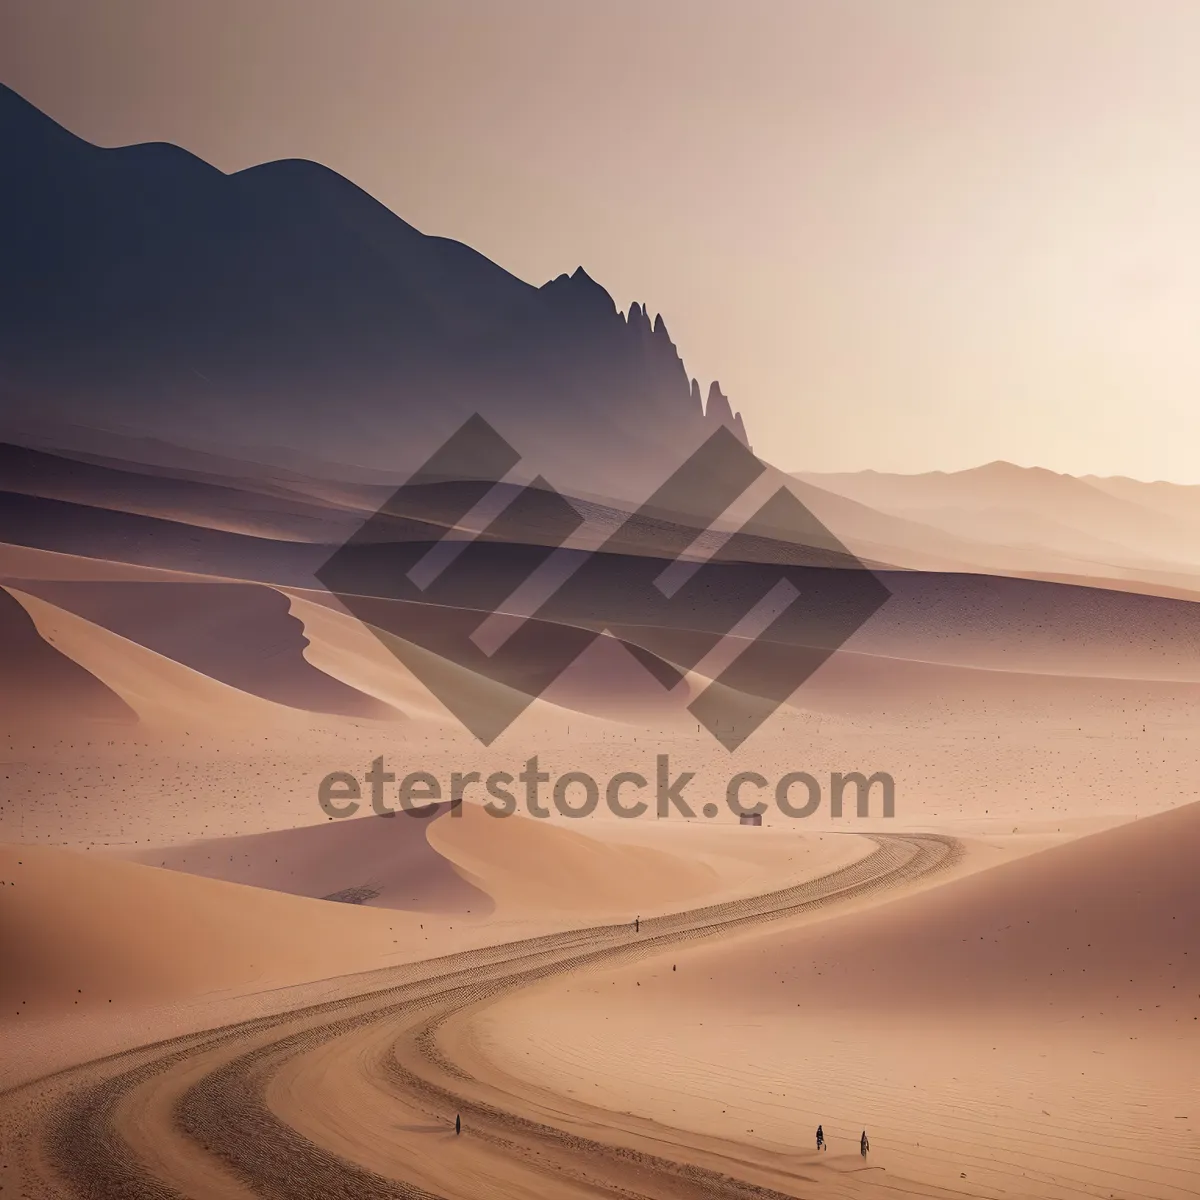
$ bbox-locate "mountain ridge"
[0,81,748,499]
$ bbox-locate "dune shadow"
[0,584,136,724]
[9,578,393,718]
[128,807,494,916]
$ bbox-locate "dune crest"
[0,585,135,725]
[124,808,493,916]
[5,588,305,729]
[427,801,720,918]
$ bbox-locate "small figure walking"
[860,1129,869,1158]
[455,1113,461,1136]
[634,915,640,933]
[816,1124,825,1151]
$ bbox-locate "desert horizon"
[2,10,1198,1200]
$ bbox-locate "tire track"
[1,832,962,1200]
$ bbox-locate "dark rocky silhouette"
[0,82,749,495]
[703,381,749,445]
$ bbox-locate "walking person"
[816,1124,825,1151]
[634,915,640,933]
[860,1129,869,1158]
[455,1113,461,1136]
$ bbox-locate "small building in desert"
[739,812,762,827]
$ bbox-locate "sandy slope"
[118,798,866,929]
[427,799,720,918]
[0,441,362,542]
[480,803,1200,1198]
[850,568,1200,681]
[5,586,307,729]
[0,834,528,1091]
[0,584,134,725]
[0,840,435,1021]
[13,578,396,718]
[3,518,1199,1200]
[0,786,882,1087]
[281,588,457,720]
[583,796,1200,1026]
[0,832,961,1199]
[0,539,221,582]
[121,807,493,914]
[6,620,1198,859]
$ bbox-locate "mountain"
[1084,473,1200,525]
[695,379,748,446]
[797,460,1200,582]
[0,83,748,500]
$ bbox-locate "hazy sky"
[4,1,1200,481]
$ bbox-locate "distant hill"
[797,461,1200,583]
[0,82,747,499]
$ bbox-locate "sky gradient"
[3,1,1200,481]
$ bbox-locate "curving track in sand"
[2,832,962,1200]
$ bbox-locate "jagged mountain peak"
[703,381,750,448]
[0,83,752,487]
[706,381,734,422]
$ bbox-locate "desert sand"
[477,801,1199,1198]
[2,455,1197,1199]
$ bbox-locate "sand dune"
[11,432,1200,624]
[12,533,1200,725]
[0,441,363,542]
[0,539,352,591]
[281,587,458,720]
[0,490,328,583]
[481,803,1200,1199]
[302,532,1200,741]
[650,797,1200,1024]
[798,644,1200,720]
[427,801,721,918]
[123,807,492,915]
[0,545,447,721]
[850,567,1200,680]
[5,70,1198,1200]
[0,585,134,725]
[299,594,689,732]
[0,840,434,1022]
[4,587,306,728]
[11,479,1200,705]
[0,455,1124,608]
[9,578,395,718]
[4,475,1198,1200]
[2,418,402,497]
[532,629,703,726]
